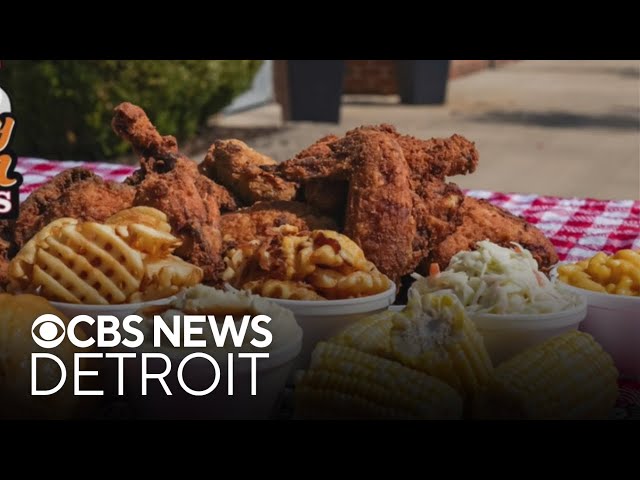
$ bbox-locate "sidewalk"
[211,60,640,201]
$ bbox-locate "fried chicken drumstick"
[112,102,227,282]
[113,102,237,213]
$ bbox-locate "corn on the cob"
[295,342,463,420]
[331,310,394,357]
[474,331,619,420]
[390,293,494,397]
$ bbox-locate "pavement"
[209,60,640,201]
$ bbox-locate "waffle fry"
[223,225,391,300]
[243,279,326,300]
[106,206,172,232]
[8,207,202,304]
[133,255,204,302]
[8,218,78,290]
[106,207,179,257]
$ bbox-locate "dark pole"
[285,60,345,123]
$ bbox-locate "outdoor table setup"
[15,156,640,419]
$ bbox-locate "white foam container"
[471,298,588,365]
[392,299,588,366]
[50,297,176,336]
[268,283,396,370]
[123,327,302,419]
[558,283,640,378]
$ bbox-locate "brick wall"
[344,60,518,95]
[274,60,519,104]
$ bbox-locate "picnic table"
[16,158,640,419]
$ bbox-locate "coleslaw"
[410,241,581,315]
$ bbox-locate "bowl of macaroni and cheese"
[556,250,640,377]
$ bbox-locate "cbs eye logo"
[31,314,66,349]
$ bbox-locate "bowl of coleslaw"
[410,241,587,365]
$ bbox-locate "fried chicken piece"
[428,197,558,272]
[295,135,339,160]
[303,179,349,220]
[13,168,135,248]
[411,180,465,274]
[220,201,337,247]
[348,124,479,183]
[200,139,298,205]
[112,102,227,282]
[0,239,10,289]
[277,126,478,185]
[112,102,179,159]
[290,134,349,217]
[114,102,237,213]
[133,169,223,283]
[329,130,417,284]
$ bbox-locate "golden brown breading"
[112,102,179,159]
[220,201,337,247]
[200,139,298,205]
[114,102,237,213]
[0,237,10,289]
[332,130,417,284]
[294,135,339,160]
[277,129,472,282]
[348,124,479,182]
[112,102,229,282]
[13,168,135,248]
[428,197,558,272]
[133,170,223,283]
[292,135,347,217]
[412,180,465,274]
[277,126,479,185]
[303,179,349,219]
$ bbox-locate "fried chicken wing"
[278,129,471,282]
[348,124,479,182]
[277,126,479,185]
[200,139,298,205]
[220,201,337,247]
[330,130,417,283]
[13,168,135,248]
[428,197,558,271]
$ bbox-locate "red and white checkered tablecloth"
[14,158,640,418]
[17,157,640,263]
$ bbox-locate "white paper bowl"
[50,296,176,336]
[556,282,640,378]
[266,282,397,370]
[391,298,588,366]
[471,298,588,365]
[123,327,302,419]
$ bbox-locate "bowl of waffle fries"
[556,250,640,377]
[222,225,396,369]
[7,207,203,331]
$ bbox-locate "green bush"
[0,60,262,160]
